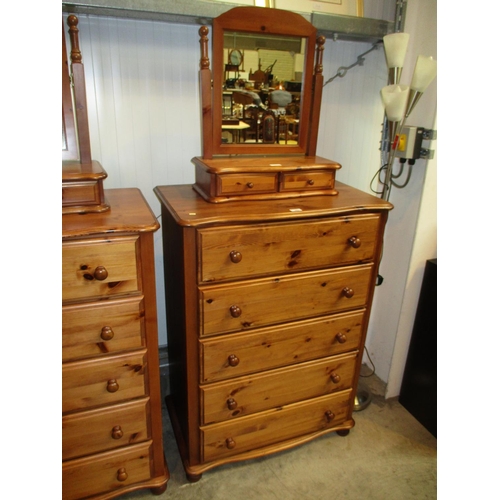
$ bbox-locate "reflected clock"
[228,49,243,68]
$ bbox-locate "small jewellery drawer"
[62,441,153,500]
[62,398,150,460]
[62,350,147,413]
[200,264,372,336]
[218,173,278,196]
[62,236,140,302]
[202,389,352,462]
[62,296,145,362]
[200,310,364,383]
[62,181,102,207]
[198,215,380,283]
[201,352,357,425]
[280,170,335,191]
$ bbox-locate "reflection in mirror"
[221,31,305,146]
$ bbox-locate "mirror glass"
[221,31,305,147]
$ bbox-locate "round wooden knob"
[229,251,242,263]
[94,266,108,281]
[227,398,238,410]
[106,379,119,393]
[117,467,128,482]
[111,425,123,439]
[100,326,114,341]
[226,437,236,449]
[342,287,354,298]
[228,354,240,367]
[246,182,254,189]
[335,332,347,344]
[330,373,341,384]
[348,236,361,248]
[307,179,315,186]
[325,410,335,422]
[230,305,242,318]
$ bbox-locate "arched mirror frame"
[205,7,321,158]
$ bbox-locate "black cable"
[360,345,376,377]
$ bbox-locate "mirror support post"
[67,15,92,164]
[306,35,325,157]
[199,26,213,159]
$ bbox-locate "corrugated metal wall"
[64,9,392,345]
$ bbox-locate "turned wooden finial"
[67,15,82,64]
[199,26,210,70]
[314,35,326,75]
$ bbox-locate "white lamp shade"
[383,32,410,68]
[410,55,437,92]
[381,84,410,122]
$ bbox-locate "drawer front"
[62,236,139,302]
[62,181,101,206]
[218,173,278,196]
[280,171,335,191]
[201,352,357,425]
[200,265,372,336]
[62,351,147,413]
[62,297,145,362]
[62,398,150,460]
[62,441,153,500]
[200,310,364,382]
[198,215,380,283]
[202,390,352,462]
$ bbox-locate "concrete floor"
[122,368,437,500]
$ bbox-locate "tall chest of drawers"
[62,188,169,499]
[154,182,392,481]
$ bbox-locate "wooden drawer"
[62,398,150,460]
[200,264,372,336]
[198,215,380,283]
[201,352,357,424]
[62,236,140,302]
[202,390,352,462]
[280,170,335,191]
[62,441,153,500]
[62,180,103,207]
[218,173,278,196]
[62,350,147,413]
[62,296,145,362]
[200,310,364,382]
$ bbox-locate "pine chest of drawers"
[62,189,169,499]
[154,183,392,481]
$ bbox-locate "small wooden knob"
[230,305,242,318]
[307,179,315,185]
[325,410,335,422]
[246,182,254,189]
[330,373,341,384]
[227,398,238,410]
[228,354,240,367]
[100,326,114,341]
[226,437,236,449]
[106,379,119,393]
[230,251,242,263]
[117,467,128,482]
[94,266,108,281]
[342,287,354,298]
[335,332,347,344]
[111,425,123,439]
[348,236,361,248]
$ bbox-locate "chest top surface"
[154,183,393,228]
[62,188,159,239]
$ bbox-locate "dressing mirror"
[208,6,318,157]
[193,6,340,203]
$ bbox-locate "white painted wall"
[64,0,437,401]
